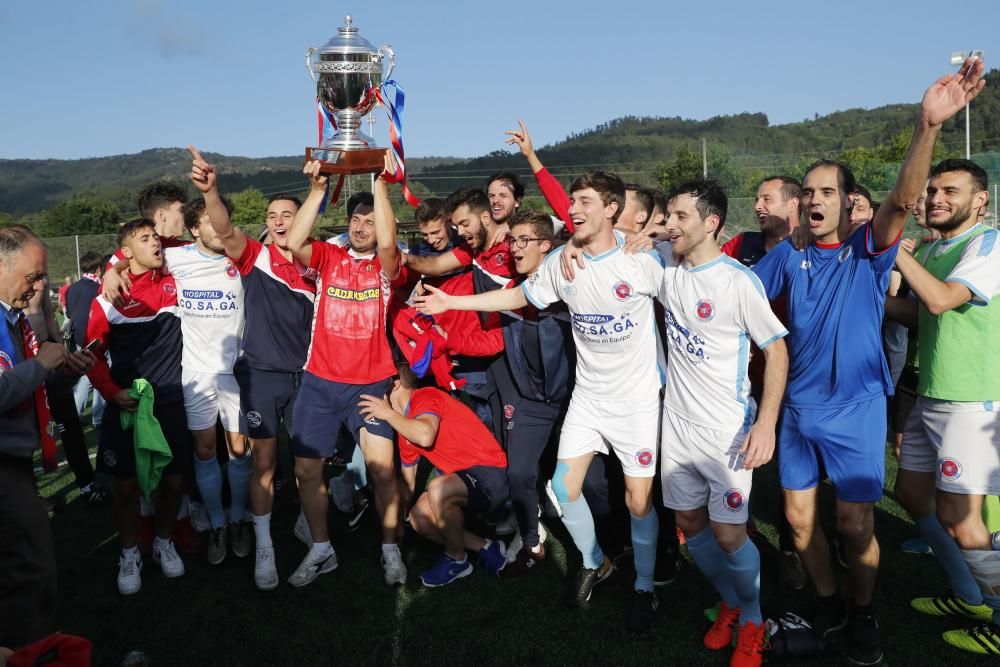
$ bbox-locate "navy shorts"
[233,358,301,439]
[97,401,192,480]
[457,465,510,513]
[291,372,394,459]
[778,397,887,503]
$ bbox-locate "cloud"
[129,0,207,59]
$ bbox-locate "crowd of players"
[2,58,998,666]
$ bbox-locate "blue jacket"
[501,301,575,404]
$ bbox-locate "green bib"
[917,225,1000,401]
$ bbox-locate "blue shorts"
[778,398,886,503]
[98,401,192,480]
[291,372,395,459]
[233,357,301,440]
[456,465,510,513]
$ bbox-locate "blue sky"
[1,0,996,161]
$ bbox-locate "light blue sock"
[194,456,226,529]
[630,511,658,592]
[346,445,368,491]
[725,538,762,625]
[685,527,738,608]
[560,495,604,569]
[916,515,983,605]
[227,454,252,524]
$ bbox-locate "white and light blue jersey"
[659,254,787,433]
[522,231,667,401]
[165,244,245,374]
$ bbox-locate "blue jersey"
[752,223,899,408]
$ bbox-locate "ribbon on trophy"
[315,100,346,213]
[374,80,421,208]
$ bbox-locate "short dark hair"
[487,171,525,200]
[850,184,873,205]
[346,192,374,218]
[509,211,555,242]
[759,175,803,202]
[414,198,447,225]
[568,171,626,223]
[445,187,490,217]
[396,362,419,390]
[268,193,302,209]
[184,197,234,232]
[930,158,989,193]
[668,179,728,238]
[652,192,668,213]
[117,218,157,248]
[625,184,655,223]
[80,251,104,274]
[803,159,856,197]
[137,183,187,220]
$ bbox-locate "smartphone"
[83,339,101,352]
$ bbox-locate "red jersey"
[451,237,516,294]
[305,240,397,384]
[399,387,508,472]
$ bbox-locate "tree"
[229,188,268,230]
[655,146,703,192]
[35,195,120,236]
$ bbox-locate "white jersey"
[523,231,667,401]
[658,252,787,432]
[164,244,245,374]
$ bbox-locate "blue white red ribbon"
[375,80,421,208]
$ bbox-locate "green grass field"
[36,424,997,667]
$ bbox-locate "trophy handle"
[378,44,395,81]
[305,47,317,82]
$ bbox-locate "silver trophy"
[305,15,395,173]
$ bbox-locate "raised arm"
[414,283,527,316]
[287,160,329,267]
[374,151,401,280]
[872,58,986,250]
[189,145,247,260]
[506,119,573,230]
[403,248,464,277]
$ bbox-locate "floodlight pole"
[951,49,984,159]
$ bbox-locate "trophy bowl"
[306,15,395,174]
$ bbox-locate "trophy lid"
[317,15,378,55]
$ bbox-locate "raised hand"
[504,119,535,157]
[379,149,399,183]
[188,145,217,194]
[303,160,329,194]
[922,56,986,127]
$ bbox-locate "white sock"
[253,513,273,549]
[381,543,400,556]
[122,546,139,558]
[176,494,190,519]
[309,541,333,557]
[153,536,170,552]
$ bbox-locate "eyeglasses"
[510,236,545,249]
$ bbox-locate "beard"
[469,225,488,251]
[927,202,973,233]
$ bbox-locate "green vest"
[917,225,1000,401]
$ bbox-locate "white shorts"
[182,368,243,433]
[899,397,1000,495]
[660,410,751,525]
[558,392,660,478]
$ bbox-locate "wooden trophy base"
[305,147,385,175]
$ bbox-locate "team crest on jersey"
[799,260,812,270]
[494,253,507,266]
[563,285,577,296]
[503,404,515,420]
[724,488,745,512]
[939,457,962,480]
[103,450,118,467]
[246,411,262,428]
[838,245,853,263]
[162,283,176,295]
[612,280,633,302]
[695,299,715,322]
[0,350,11,374]
[635,449,654,468]
[225,263,238,279]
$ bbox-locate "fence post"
[75,235,81,279]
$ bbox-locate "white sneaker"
[382,548,407,585]
[254,546,279,591]
[538,520,548,545]
[293,512,311,546]
[288,548,338,588]
[117,551,142,595]
[495,511,518,537]
[152,540,185,578]
[329,474,355,514]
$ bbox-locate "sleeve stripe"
[977,228,997,257]
[945,277,991,306]
[758,331,789,349]
[522,283,547,309]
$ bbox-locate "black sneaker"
[846,605,883,665]
[348,493,372,532]
[502,544,546,578]
[565,556,615,608]
[653,547,680,587]
[627,589,659,633]
[812,595,848,638]
[80,483,111,505]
